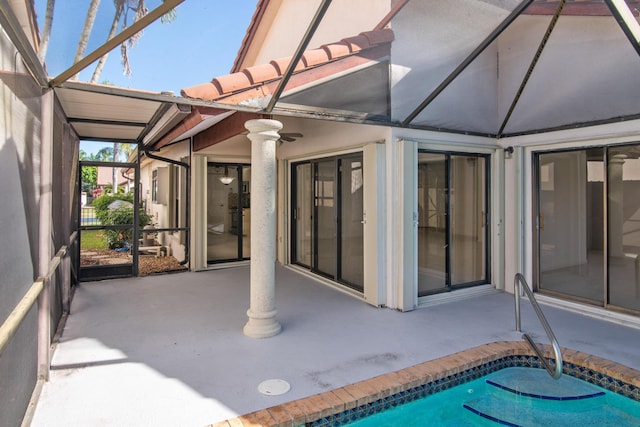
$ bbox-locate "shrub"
[92,193,134,223]
[92,193,152,249]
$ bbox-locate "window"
[151,169,158,203]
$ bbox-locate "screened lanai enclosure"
[32,0,640,137]
[3,0,640,425]
[35,0,640,297]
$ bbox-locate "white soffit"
[56,87,162,123]
[71,122,145,141]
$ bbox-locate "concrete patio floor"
[30,265,640,427]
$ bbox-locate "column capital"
[245,118,283,135]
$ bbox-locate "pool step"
[463,394,640,427]
[463,368,640,426]
[485,367,605,401]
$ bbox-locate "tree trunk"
[38,0,56,62]
[73,0,101,80]
[91,2,124,84]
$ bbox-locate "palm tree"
[95,146,114,161]
[38,0,176,82]
[72,0,101,80]
[90,1,125,83]
[37,0,55,61]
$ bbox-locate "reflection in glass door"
[340,157,364,287]
[417,153,447,292]
[417,151,488,296]
[608,145,640,312]
[292,154,364,291]
[537,149,604,303]
[315,160,337,277]
[293,163,312,267]
[536,145,640,314]
[207,163,251,263]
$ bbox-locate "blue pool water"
[343,367,640,427]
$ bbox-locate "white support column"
[38,89,54,380]
[243,119,282,338]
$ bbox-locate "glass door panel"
[339,157,364,290]
[241,166,251,259]
[315,160,337,277]
[418,153,447,294]
[291,154,364,291]
[293,163,312,267]
[207,164,247,263]
[450,155,486,285]
[607,145,640,312]
[538,149,604,303]
[418,151,489,296]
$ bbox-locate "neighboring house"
[95,166,130,194]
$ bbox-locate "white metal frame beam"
[604,0,640,57]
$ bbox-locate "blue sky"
[34,1,256,94]
[34,1,257,154]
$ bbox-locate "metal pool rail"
[514,273,563,379]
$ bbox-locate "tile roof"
[231,0,271,73]
[527,0,640,15]
[180,28,394,102]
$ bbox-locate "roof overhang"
[53,81,248,147]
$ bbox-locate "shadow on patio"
[31,266,640,426]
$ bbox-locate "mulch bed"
[138,255,188,276]
[80,249,187,276]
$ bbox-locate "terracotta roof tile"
[322,41,352,60]
[341,34,371,53]
[213,73,252,94]
[302,48,331,67]
[269,56,305,75]
[181,29,394,102]
[181,82,223,100]
[362,28,394,45]
[243,63,280,85]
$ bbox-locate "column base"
[243,309,282,338]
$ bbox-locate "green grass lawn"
[80,230,108,251]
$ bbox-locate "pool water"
[344,367,640,427]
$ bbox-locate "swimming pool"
[341,367,640,426]
[214,342,640,427]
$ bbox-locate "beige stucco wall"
[247,0,391,68]
[140,141,190,261]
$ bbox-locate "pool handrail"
[514,273,563,379]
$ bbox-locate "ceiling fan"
[278,132,303,144]
[240,130,303,144]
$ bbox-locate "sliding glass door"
[417,151,489,296]
[536,144,640,314]
[207,163,251,263]
[608,146,640,312]
[292,154,364,291]
[537,149,604,303]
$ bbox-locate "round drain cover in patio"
[258,379,290,396]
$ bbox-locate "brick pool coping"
[209,341,640,427]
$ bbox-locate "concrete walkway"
[30,266,640,427]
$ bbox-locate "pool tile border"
[209,341,640,427]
